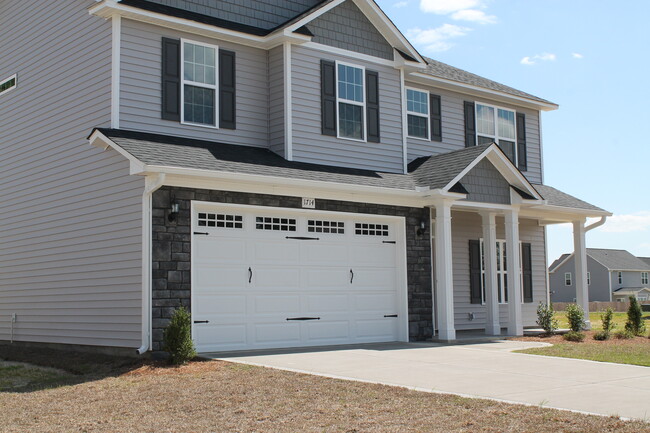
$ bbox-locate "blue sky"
[376,0,650,263]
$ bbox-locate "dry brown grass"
[1,358,649,433]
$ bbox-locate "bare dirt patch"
[1,356,649,432]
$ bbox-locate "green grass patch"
[0,363,71,392]
[517,341,650,367]
[554,312,650,330]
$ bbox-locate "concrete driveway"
[211,341,650,421]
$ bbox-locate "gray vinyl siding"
[0,1,143,348]
[459,159,511,205]
[549,256,611,302]
[143,0,321,30]
[291,45,404,173]
[269,46,285,157]
[306,0,394,61]
[449,212,546,330]
[611,270,650,291]
[405,84,543,184]
[120,19,269,147]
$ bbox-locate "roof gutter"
[585,216,607,232]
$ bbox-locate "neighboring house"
[0,0,611,354]
[612,288,650,303]
[549,249,650,302]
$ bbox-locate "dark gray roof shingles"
[587,249,650,271]
[97,129,606,214]
[421,57,556,106]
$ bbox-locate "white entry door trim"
[190,201,409,352]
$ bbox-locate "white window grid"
[0,74,16,96]
[335,61,366,142]
[180,39,219,128]
[565,272,572,286]
[642,272,648,285]
[405,87,430,140]
[255,216,297,232]
[618,271,623,284]
[479,239,511,305]
[354,223,388,236]
[307,220,345,234]
[475,102,517,163]
[587,272,591,285]
[197,213,243,228]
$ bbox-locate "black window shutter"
[522,242,533,303]
[366,70,380,143]
[430,94,442,142]
[219,49,236,129]
[321,60,337,136]
[161,37,180,121]
[464,101,476,147]
[516,113,527,171]
[469,240,482,304]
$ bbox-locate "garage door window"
[354,223,389,236]
[198,213,243,228]
[308,220,345,234]
[256,216,297,231]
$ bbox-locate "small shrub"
[625,296,646,336]
[565,303,586,332]
[593,330,610,341]
[600,308,615,334]
[163,307,196,365]
[614,329,635,340]
[536,302,558,335]
[563,331,585,342]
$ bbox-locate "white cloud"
[407,24,471,52]
[420,0,482,14]
[394,1,408,8]
[572,52,584,59]
[451,9,496,24]
[520,52,556,65]
[600,211,650,233]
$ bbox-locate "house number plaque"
[302,197,316,209]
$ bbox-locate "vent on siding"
[256,216,297,232]
[198,213,243,228]
[308,220,345,234]
[354,223,389,236]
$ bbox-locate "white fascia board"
[441,144,542,201]
[408,72,558,112]
[90,0,309,49]
[282,0,346,33]
[88,130,145,174]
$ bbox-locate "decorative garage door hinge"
[193,232,209,235]
[193,320,209,324]
[285,236,320,240]
[286,317,321,321]
[382,240,396,244]
[383,314,398,318]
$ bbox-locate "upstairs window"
[0,74,16,96]
[406,88,429,139]
[618,271,623,284]
[337,63,365,140]
[182,40,218,127]
[565,272,572,286]
[476,103,517,163]
[642,272,648,285]
[587,272,591,285]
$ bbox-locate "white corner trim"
[284,42,293,160]
[88,129,145,174]
[111,14,121,129]
[399,68,408,174]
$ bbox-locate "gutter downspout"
[137,173,166,355]
[584,216,607,232]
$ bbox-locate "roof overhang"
[406,72,559,112]
[89,0,312,49]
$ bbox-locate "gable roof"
[420,57,555,107]
[532,185,606,212]
[639,257,650,267]
[549,253,570,273]
[587,249,650,272]
[613,287,650,296]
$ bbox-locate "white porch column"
[434,200,455,341]
[573,219,591,329]
[481,212,500,335]
[505,208,523,336]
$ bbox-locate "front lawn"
[1,346,649,432]
[0,362,72,392]
[554,311,650,330]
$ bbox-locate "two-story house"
[550,249,650,302]
[0,0,611,354]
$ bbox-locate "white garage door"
[191,203,407,353]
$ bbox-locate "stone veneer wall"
[151,186,432,351]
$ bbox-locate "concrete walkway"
[210,341,650,421]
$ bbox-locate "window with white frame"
[0,74,16,96]
[642,272,648,285]
[587,272,591,285]
[406,88,429,139]
[480,239,509,304]
[337,62,365,140]
[476,102,517,163]
[182,40,218,127]
[565,272,572,286]
[618,271,623,284]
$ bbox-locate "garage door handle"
[193,320,209,324]
[248,267,252,283]
[286,317,320,321]
[285,236,320,241]
[382,240,396,244]
[350,269,354,284]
